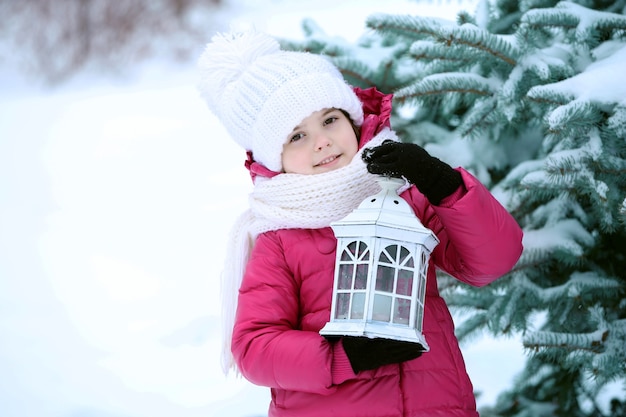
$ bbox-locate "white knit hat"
[197,31,364,173]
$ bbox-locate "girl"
[198,31,523,417]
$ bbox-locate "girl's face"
[281,108,358,175]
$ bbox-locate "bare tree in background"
[0,0,224,85]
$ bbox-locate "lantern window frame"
[320,177,438,349]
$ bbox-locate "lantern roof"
[331,176,439,250]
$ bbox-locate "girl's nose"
[315,134,332,150]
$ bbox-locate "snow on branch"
[608,104,626,138]
[545,101,603,134]
[366,14,450,42]
[408,40,471,65]
[528,43,626,107]
[395,72,499,104]
[523,327,609,353]
[513,272,620,305]
[437,25,520,67]
[521,1,626,47]
[457,96,498,139]
[520,3,580,32]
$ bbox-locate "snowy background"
[0,1,528,416]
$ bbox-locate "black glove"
[342,336,424,373]
[362,141,463,205]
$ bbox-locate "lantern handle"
[375,176,406,194]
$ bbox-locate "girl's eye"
[323,116,338,126]
[289,132,305,143]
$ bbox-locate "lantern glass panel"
[376,266,395,292]
[399,246,410,264]
[335,292,350,319]
[355,264,368,289]
[380,245,396,263]
[350,292,366,319]
[396,268,413,296]
[373,294,392,322]
[417,275,425,302]
[419,251,428,299]
[342,241,357,261]
[393,298,411,324]
[342,241,370,261]
[415,305,423,332]
[357,242,370,260]
[338,264,353,290]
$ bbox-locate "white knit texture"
[220,128,402,374]
[197,31,364,172]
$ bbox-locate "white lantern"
[320,177,439,350]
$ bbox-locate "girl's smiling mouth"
[315,154,341,167]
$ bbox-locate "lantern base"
[319,321,429,351]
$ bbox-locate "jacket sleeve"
[407,168,523,287]
[231,231,340,394]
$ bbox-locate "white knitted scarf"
[220,128,399,374]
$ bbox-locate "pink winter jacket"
[231,89,524,417]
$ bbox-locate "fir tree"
[285,0,626,414]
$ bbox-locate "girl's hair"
[341,109,361,142]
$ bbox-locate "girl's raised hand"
[362,140,462,205]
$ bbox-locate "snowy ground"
[0,1,529,416]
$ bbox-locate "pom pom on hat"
[197,31,364,173]
[197,32,279,114]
